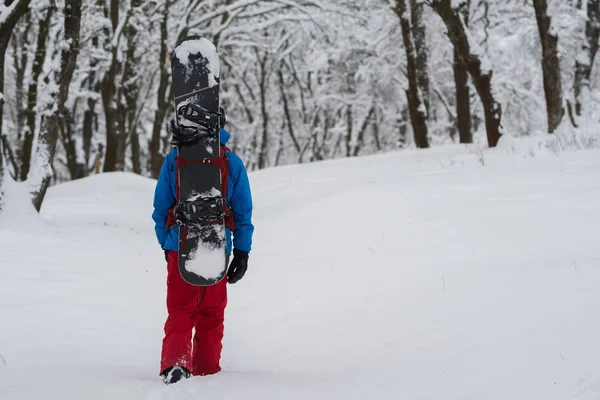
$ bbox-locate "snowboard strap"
[166,145,236,232]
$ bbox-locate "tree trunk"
[395,0,429,148]
[115,95,127,172]
[30,0,82,211]
[102,0,121,172]
[149,0,170,179]
[430,0,502,147]
[345,104,353,156]
[81,0,107,173]
[82,32,100,173]
[352,105,375,157]
[21,4,53,181]
[373,108,381,151]
[410,0,430,117]
[453,0,472,143]
[125,28,141,174]
[13,15,30,171]
[0,0,31,208]
[257,51,269,169]
[574,0,600,116]
[533,0,564,133]
[0,0,32,147]
[82,100,96,171]
[398,106,408,147]
[1,37,12,181]
[130,127,141,174]
[60,108,85,179]
[102,61,118,172]
[124,0,142,174]
[454,46,472,143]
[278,65,301,154]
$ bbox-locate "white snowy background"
[1,0,600,181]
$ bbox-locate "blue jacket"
[152,128,254,255]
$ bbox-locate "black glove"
[227,249,248,284]
[163,249,168,262]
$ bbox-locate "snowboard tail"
[171,36,227,286]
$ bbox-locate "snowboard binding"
[173,196,232,226]
[168,104,223,146]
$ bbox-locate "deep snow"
[0,137,599,400]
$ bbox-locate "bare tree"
[120,0,143,174]
[277,62,301,156]
[574,0,600,117]
[0,0,31,207]
[532,0,564,133]
[410,0,430,117]
[256,47,270,169]
[78,0,107,177]
[21,3,54,181]
[428,0,502,147]
[454,0,472,143]
[148,0,171,179]
[100,0,146,172]
[0,0,31,144]
[9,14,30,177]
[29,0,82,210]
[101,0,121,172]
[352,104,376,156]
[395,0,429,148]
[7,0,568,190]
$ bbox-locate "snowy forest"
[0,0,599,210]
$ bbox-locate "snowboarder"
[151,125,254,385]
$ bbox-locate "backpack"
[165,145,236,232]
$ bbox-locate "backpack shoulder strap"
[220,145,236,231]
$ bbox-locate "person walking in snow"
[151,123,254,385]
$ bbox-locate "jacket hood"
[220,128,230,145]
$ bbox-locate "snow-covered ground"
[1,136,599,400]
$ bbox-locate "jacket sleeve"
[228,153,254,253]
[152,153,176,248]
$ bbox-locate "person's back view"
[152,126,254,384]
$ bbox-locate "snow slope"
[1,139,599,400]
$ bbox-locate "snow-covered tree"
[533,0,564,133]
[29,0,82,210]
[453,0,471,143]
[390,0,430,148]
[2,0,600,206]
[0,0,32,208]
[574,0,600,118]
[427,0,503,147]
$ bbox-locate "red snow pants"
[160,250,227,376]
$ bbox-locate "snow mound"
[44,171,156,199]
[41,172,156,229]
[0,176,45,230]
[496,124,600,158]
[1,142,600,400]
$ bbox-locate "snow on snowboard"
[169,36,228,286]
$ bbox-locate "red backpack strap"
[166,145,236,232]
[166,153,179,231]
[220,145,236,231]
[166,207,177,230]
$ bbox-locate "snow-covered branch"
[2,0,599,188]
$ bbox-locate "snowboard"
[170,35,228,286]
